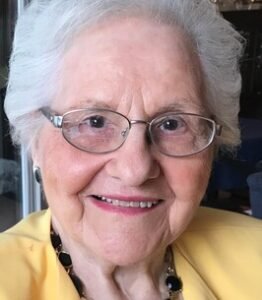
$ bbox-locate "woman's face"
[34,17,213,265]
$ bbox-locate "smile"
[92,195,162,209]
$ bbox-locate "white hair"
[4,0,244,152]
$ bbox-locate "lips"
[92,195,162,209]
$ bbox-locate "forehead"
[54,16,204,115]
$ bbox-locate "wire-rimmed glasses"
[40,107,221,157]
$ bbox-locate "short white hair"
[4,0,244,152]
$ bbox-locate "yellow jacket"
[0,207,261,300]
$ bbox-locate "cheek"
[164,150,213,198]
[161,151,213,236]
[35,128,107,217]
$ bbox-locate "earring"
[33,166,42,184]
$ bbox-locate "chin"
[94,239,165,267]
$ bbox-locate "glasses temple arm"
[40,107,63,128]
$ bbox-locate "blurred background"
[0,0,262,231]
[0,0,42,231]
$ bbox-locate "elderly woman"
[1,0,262,299]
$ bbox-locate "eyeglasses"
[40,107,221,157]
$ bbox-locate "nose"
[105,126,160,186]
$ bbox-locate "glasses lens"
[61,109,130,153]
[150,113,215,156]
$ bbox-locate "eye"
[159,116,186,132]
[77,115,107,131]
[161,119,179,130]
[70,115,105,136]
[86,115,105,128]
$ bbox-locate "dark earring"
[33,166,42,184]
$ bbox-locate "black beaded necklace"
[50,228,183,299]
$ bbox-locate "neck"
[51,220,182,300]
[68,243,167,300]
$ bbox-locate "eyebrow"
[152,100,205,116]
[62,97,205,116]
[66,99,113,111]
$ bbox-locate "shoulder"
[0,209,51,250]
[178,206,262,258]
[175,207,262,299]
[0,210,57,299]
[187,206,262,232]
[0,209,79,300]
[0,209,51,251]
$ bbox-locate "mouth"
[92,195,163,209]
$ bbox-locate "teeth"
[130,201,140,208]
[102,196,109,202]
[120,201,129,207]
[95,196,159,208]
[112,199,119,206]
[140,202,147,208]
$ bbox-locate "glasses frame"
[40,107,222,157]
